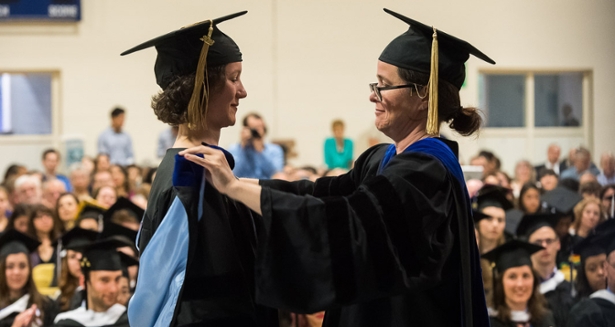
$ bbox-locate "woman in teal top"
[324,119,354,169]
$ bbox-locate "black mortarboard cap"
[101,222,137,246]
[474,185,513,211]
[573,233,606,260]
[0,230,40,259]
[379,8,495,90]
[55,227,99,251]
[515,213,563,239]
[592,229,615,256]
[121,11,246,130]
[595,218,615,234]
[542,187,583,215]
[79,238,132,272]
[482,239,544,273]
[103,197,145,224]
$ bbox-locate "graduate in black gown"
[181,8,494,327]
[0,230,58,327]
[516,213,575,326]
[53,238,131,327]
[567,228,615,326]
[121,11,278,327]
[482,240,556,327]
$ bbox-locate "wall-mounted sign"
[0,0,81,21]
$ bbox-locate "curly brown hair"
[397,68,482,136]
[151,65,226,126]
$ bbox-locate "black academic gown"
[543,278,574,327]
[489,311,556,327]
[53,305,129,327]
[0,295,58,327]
[256,142,489,327]
[567,292,615,327]
[138,148,278,327]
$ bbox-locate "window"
[0,72,53,135]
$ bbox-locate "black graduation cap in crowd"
[55,227,100,252]
[572,232,606,261]
[121,11,247,130]
[474,185,514,211]
[103,197,145,224]
[472,210,491,224]
[515,213,564,239]
[592,228,615,257]
[79,238,133,272]
[77,202,107,221]
[542,187,583,215]
[504,208,524,236]
[101,222,137,247]
[595,218,615,234]
[0,229,41,259]
[119,252,139,279]
[482,239,544,273]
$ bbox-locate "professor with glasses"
[180,8,495,327]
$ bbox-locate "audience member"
[535,144,562,176]
[571,198,604,240]
[323,119,354,169]
[539,169,559,192]
[55,228,99,313]
[68,163,92,201]
[0,186,9,233]
[517,214,575,327]
[110,165,130,199]
[228,113,284,179]
[94,153,111,173]
[541,187,584,267]
[599,184,615,219]
[53,239,130,326]
[567,229,615,326]
[2,164,27,187]
[92,170,114,193]
[97,107,134,166]
[41,179,67,209]
[518,182,541,214]
[14,175,42,205]
[560,147,600,181]
[80,156,95,175]
[55,193,80,232]
[511,160,535,198]
[580,181,602,200]
[126,165,142,195]
[0,230,58,326]
[572,234,608,302]
[27,204,61,268]
[41,149,72,192]
[560,148,576,173]
[482,240,555,327]
[474,186,513,254]
[597,153,615,186]
[94,186,118,209]
[495,171,512,189]
[471,150,500,178]
[8,204,32,235]
[156,126,178,159]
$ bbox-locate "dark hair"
[538,168,558,180]
[110,165,130,195]
[7,203,32,231]
[518,182,540,213]
[111,107,125,118]
[94,153,110,172]
[143,168,157,185]
[580,181,603,199]
[397,68,482,136]
[3,164,26,183]
[600,184,615,199]
[42,148,59,161]
[574,255,607,301]
[492,267,548,324]
[0,252,49,321]
[55,193,79,231]
[58,254,80,311]
[242,112,268,135]
[151,65,226,126]
[27,204,61,242]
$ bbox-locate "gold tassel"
[186,21,215,130]
[426,27,439,136]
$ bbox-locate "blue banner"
[0,0,81,21]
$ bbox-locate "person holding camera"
[229,112,285,179]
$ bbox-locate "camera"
[250,128,261,139]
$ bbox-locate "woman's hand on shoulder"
[179,145,239,195]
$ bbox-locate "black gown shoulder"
[567,297,615,327]
[544,280,574,327]
[489,310,555,327]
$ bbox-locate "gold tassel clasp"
[187,21,215,130]
[426,27,440,136]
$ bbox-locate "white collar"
[590,289,615,306]
[54,303,125,326]
[0,294,30,320]
[510,310,530,322]
[540,269,565,294]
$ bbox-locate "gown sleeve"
[254,151,456,313]
[566,299,605,327]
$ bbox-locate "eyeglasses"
[369,82,425,102]
[531,238,558,247]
